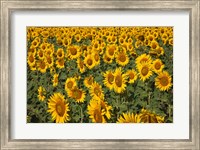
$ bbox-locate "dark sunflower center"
[141,66,149,76]
[73,89,82,99]
[42,45,46,50]
[94,54,99,61]
[115,75,122,87]
[119,53,126,62]
[94,87,101,96]
[67,81,73,89]
[58,51,63,57]
[106,56,111,61]
[79,60,84,68]
[94,43,98,49]
[59,59,64,66]
[94,109,102,123]
[129,72,135,79]
[108,74,114,84]
[54,76,58,83]
[40,61,46,69]
[155,62,161,70]
[108,47,115,55]
[88,77,93,85]
[87,59,93,66]
[56,101,65,116]
[70,48,77,55]
[47,57,52,64]
[29,55,34,63]
[39,51,43,58]
[160,76,169,86]
[152,43,157,49]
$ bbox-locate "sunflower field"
[27,27,173,123]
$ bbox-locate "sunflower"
[89,82,104,100]
[38,86,46,101]
[152,59,164,74]
[115,51,129,66]
[155,71,172,91]
[84,75,94,88]
[37,60,47,73]
[135,54,152,68]
[27,52,36,67]
[156,46,164,56]
[65,77,77,94]
[56,58,65,69]
[31,39,40,48]
[103,54,113,64]
[117,112,137,123]
[106,44,118,58]
[103,70,115,90]
[113,67,127,93]
[150,40,159,50]
[52,73,59,87]
[77,58,86,73]
[45,55,54,68]
[137,61,152,81]
[47,92,70,123]
[137,109,164,123]
[93,52,100,66]
[68,87,86,103]
[84,54,96,69]
[87,99,112,123]
[37,49,45,60]
[56,48,65,59]
[67,45,81,60]
[125,69,138,84]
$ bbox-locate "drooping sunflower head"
[67,45,81,60]
[117,112,136,123]
[137,109,164,123]
[125,69,138,84]
[65,77,77,94]
[47,92,70,123]
[52,73,59,87]
[152,59,164,74]
[155,71,172,91]
[84,75,94,88]
[137,61,152,82]
[69,87,86,103]
[38,86,46,101]
[113,67,127,93]
[115,50,129,66]
[103,70,115,90]
[89,82,104,100]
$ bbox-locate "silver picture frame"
[0,0,199,149]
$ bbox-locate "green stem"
[79,105,83,123]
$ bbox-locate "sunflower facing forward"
[125,69,138,84]
[68,87,86,103]
[48,92,70,123]
[155,71,172,91]
[113,67,127,93]
[137,61,153,82]
[115,50,129,66]
[89,82,104,100]
[103,70,115,90]
[65,77,77,95]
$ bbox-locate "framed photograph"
[1,0,199,149]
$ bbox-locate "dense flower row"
[27,27,173,123]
